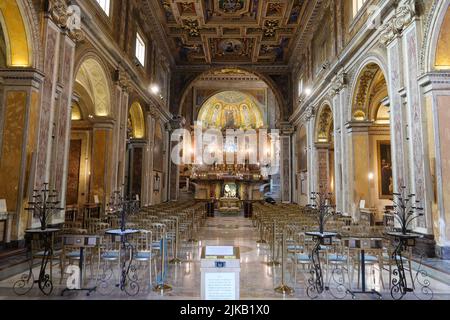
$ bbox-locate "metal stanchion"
[153,233,172,293]
[266,220,281,266]
[188,210,198,243]
[169,216,182,264]
[256,218,267,244]
[275,229,294,295]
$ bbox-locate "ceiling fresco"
[157,0,307,65]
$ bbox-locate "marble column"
[163,124,170,203]
[279,123,293,203]
[337,85,351,214]
[145,113,155,205]
[330,72,347,212]
[116,84,130,190]
[291,129,298,203]
[306,111,316,203]
[111,69,130,193]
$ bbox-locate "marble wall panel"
[66,139,82,205]
[91,130,108,203]
[0,91,26,212]
[437,95,450,242]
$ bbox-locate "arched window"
[95,0,111,16]
[353,0,368,17]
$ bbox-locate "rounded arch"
[0,0,35,67]
[197,91,265,129]
[424,0,450,71]
[177,66,285,120]
[74,55,112,117]
[129,102,146,139]
[315,102,334,144]
[350,58,389,122]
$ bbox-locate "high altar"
[179,91,273,211]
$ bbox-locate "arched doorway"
[125,102,146,200]
[67,57,112,208]
[315,104,334,198]
[350,62,391,220]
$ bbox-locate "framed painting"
[377,141,393,199]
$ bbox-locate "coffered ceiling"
[155,0,309,65]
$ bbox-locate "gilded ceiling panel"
[157,0,307,64]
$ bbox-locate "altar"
[218,198,241,214]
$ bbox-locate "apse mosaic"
[157,0,307,64]
[197,91,264,129]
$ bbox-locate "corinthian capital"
[393,3,415,32]
[304,105,315,122]
[379,21,397,46]
[329,72,347,97]
[379,1,416,46]
[47,0,85,41]
[47,0,70,28]
[115,68,131,91]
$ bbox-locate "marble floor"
[0,214,449,300]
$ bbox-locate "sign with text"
[204,272,236,300]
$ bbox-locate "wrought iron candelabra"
[100,190,141,296]
[26,183,63,230]
[388,186,433,300]
[391,186,424,235]
[308,191,339,234]
[13,183,63,296]
[306,190,344,299]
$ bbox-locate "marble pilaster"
[419,72,450,258]
[402,21,434,233]
[0,69,44,239]
[50,33,76,217]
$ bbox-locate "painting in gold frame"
[377,141,393,199]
